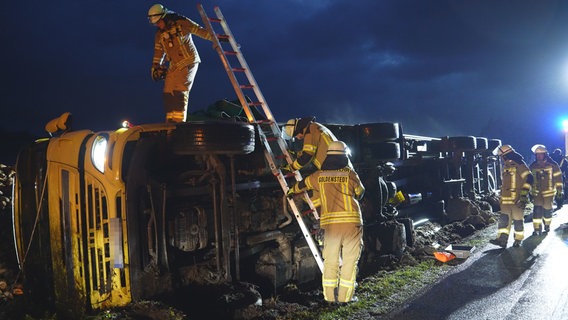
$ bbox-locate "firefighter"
[281,117,340,171]
[551,148,568,202]
[148,4,213,123]
[529,144,563,235]
[489,145,533,248]
[287,141,365,303]
[282,117,340,208]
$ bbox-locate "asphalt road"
[385,206,568,320]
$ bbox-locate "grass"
[281,223,499,320]
[284,259,451,320]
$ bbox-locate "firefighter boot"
[489,234,508,248]
[532,224,542,236]
[513,240,522,247]
[544,224,551,233]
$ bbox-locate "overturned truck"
[12,113,502,316]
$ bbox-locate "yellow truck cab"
[12,120,283,317]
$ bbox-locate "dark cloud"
[2,0,568,161]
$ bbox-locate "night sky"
[2,0,568,163]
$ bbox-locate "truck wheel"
[371,142,401,161]
[171,121,255,155]
[487,139,502,152]
[360,122,400,141]
[448,136,477,151]
[475,137,488,150]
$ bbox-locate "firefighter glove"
[516,195,529,208]
[556,191,564,209]
[315,228,324,247]
[286,186,296,197]
[281,163,293,173]
[151,64,167,81]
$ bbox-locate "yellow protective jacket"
[292,122,337,170]
[500,159,532,205]
[530,157,563,198]
[292,167,365,227]
[153,13,213,71]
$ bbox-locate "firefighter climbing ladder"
[197,4,324,272]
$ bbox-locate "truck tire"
[371,141,401,161]
[475,137,488,150]
[360,122,400,141]
[171,121,255,155]
[487,139,501,152]
[448,136,476,151]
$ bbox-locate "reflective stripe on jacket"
[530,159,563,197]
[501,160,532,205]
[153,14,212,70]
[292,122,337,170]
[296,167,365,227]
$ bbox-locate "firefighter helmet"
[496,144,514,156]
[327,141,348,155]
[531,144,548,154]
[283,119,298,140]
[148,4,167,24]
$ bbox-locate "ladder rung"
[209,17,222,23]
[217,34,229,39]
[232,67,246,72]
[240,84,254,89]
[302,209,315,216]
[248,101,263,106]
[224,51,237,55]
[283,172,296,179]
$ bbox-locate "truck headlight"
[92,135,108,173]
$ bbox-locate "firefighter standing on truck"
[490,145,533,248]
[529,144,563,235]
[147,4,213,123]
[288,141,365,303]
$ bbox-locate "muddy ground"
[0,205,499,319]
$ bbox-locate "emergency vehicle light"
[92,135,108,173]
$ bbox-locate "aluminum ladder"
[197,4,323,272]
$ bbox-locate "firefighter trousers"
[532,205,553,231]
[321,223,363,303]
[496,203,525,241]
[163,63,199,122]
[532,195,554,231]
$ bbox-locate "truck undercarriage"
[11,116,502,317]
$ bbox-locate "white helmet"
[148,4,167,24]
[531,144,548,154]
[496,144,514,156]
[327,141,348,155]
[282,119,298,140]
